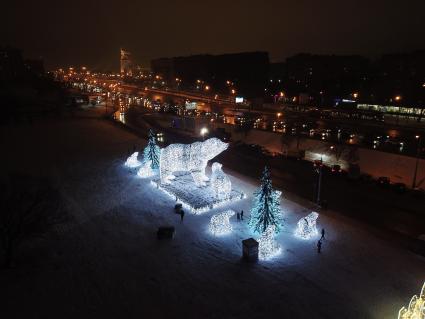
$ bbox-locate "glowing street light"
[231,89,236,95]
[412,134,422,188]
[395,95,402,102]
[353,92,359,99]
[205,85,210,91]
[200,127,209,140]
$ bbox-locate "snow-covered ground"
[1,116,424,319]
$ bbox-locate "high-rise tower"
[120,49,132,76]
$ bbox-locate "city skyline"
[2,0,425,70]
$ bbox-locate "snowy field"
[1,117,425,319]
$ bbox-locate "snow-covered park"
[1,116,424,319]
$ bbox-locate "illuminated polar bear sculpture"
[125,152,141,168]
[209,210,235,236]
[210,162,232,199]
[160,138,228,186]
[294,212,319,239]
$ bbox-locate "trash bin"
[157,226,175,239]
[242,238,259,261]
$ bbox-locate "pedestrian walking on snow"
[240,210,244,220]
[317,239,322,254]
[321,228,325,240]
[180,210,185,222]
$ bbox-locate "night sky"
[2,0,425,70]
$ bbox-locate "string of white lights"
[398,282,425,319]
[258,225,281,260]
[209,210,235,236]
[294,212,319,240]
[151,180,245,214]
[137,160,157,178]
[159,138,228,186]
[210,162,232,200]
[125,152,142,168]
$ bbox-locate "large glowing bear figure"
[210,162,232,199]
[209,210,235,236]
[294,212,319,239]
[125,152,141,168]
[160,138,228,186]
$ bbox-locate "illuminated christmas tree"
[143,129,160,169]
[249,167,283,234]
[258,225,281,260]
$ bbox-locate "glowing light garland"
[258,225,281,260]
[210,162,231,200]
[294,212,319,240]
[137,160,157,178]
[150,180,246,214]
[125,152,142,168]
[159,138,228,186]
[398,282,425,319]
[209,210,235,236]
[249,167,283,234]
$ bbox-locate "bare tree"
[280,134,292,155]
[0,175,68,268]
[331,143,346,162]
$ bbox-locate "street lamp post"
[315,156,323,205]
[200,127,208,141]
[412,135,422,189]
[105,92,108,115]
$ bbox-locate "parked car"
[377,176,390,188]
[392,182,407,194]
[359,173,373,183]
[331,164,342,174]
[411,188,425,199]
[347,164,361,180]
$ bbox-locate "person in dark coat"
[240,210,244,220]
[321,228,325,240]
[180,210,185,222]
[317,239,322,253]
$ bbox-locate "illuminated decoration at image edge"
[398,282,425,319]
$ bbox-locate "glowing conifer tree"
[249,166,283,234]
[143,129,160,169]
